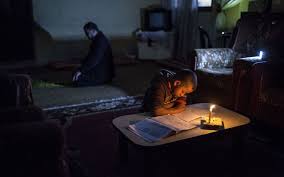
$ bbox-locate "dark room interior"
[1,0,284,177]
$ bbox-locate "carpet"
[44,95,144,119]
[32,80,66,88]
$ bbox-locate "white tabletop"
[113,103,250,147]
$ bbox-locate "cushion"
[195,48,238,69]
[196,69,232,91]
[198,68,233,76]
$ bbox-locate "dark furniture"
[191,13,284,109]
[198,26,212,48]
[191,14,262,108]
[0,74,70,177]
[0,74,34,107]
[249,61,284,129]
[233,58,258,116]
[233,13,284,119]
[233,59,284,132]
[216,31,232,48]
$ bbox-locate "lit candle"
[209,105,216,123]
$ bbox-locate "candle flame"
[210,105,216,112]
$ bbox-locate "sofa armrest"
[193,48,239,70]
[249,61,284,114]
[233,58,259,82]
[0,120,65,177]
[232,59,262,115]
[0,74,34,108]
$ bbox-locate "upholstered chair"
[191,12,283,108]
[198,26,212,48]
[244,61,284,130]
[0,74,70,177]
[233,13,284,117]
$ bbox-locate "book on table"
[128,106,208,142]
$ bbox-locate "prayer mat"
[44,95,143,119]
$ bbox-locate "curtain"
[161,0,200,64]
[160,0,173,9]
[161,0,199,63]
[174,0,199,64]
[160,0,177,24]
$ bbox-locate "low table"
[112,103,250,175]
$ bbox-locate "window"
[173,0,213,10]
[198,0,213,11]
[198,0,213,7]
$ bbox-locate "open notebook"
[128,106,208,142]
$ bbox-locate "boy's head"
[172,69,197,97]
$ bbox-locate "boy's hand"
[174,104,186,113]
[175,97,187,106]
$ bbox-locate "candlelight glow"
[210,105,216,112]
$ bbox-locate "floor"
[4,61,163,108]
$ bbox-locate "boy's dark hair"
[84,21,99,31]
[174,69,198,91]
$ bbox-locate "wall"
[225,4,240,30]
[224,0,248,30]
[32,0,160,64]
[33,0,159,39]
[197,0,250,48]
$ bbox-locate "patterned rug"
[43,95,144,119]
